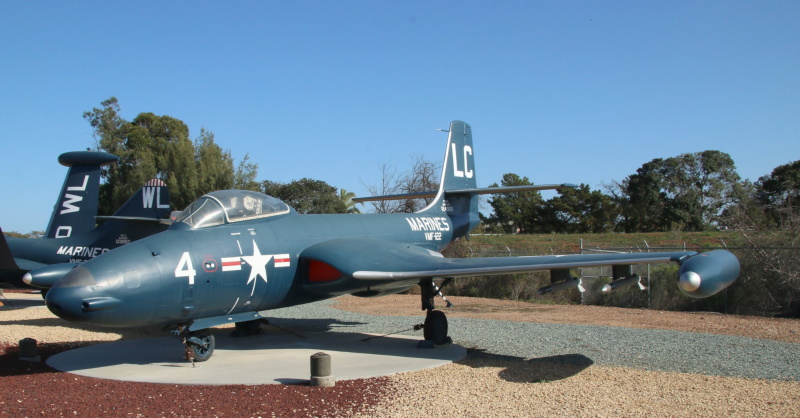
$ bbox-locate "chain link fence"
[445,238,800,317]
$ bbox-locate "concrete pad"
[47,331,466,385]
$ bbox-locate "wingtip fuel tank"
[678,250,740,298]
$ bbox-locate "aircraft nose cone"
[45,266,97,322]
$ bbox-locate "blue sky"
[1,1,798,233]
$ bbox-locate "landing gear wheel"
[423,310,450,345]
[186,331,215,362]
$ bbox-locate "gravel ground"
[2,290,800,417]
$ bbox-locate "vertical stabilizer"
[44,151,118,239]
[419,121,479,238]
[111,179,171,220]
[94,179,172,244]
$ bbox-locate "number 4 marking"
[175,252,196,285]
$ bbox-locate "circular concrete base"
[47,331,466,385]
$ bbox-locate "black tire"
[188,331,215,362]
[423,310,448,345]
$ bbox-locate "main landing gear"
[418,278,453,347]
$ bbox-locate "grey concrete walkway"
[47,331,466,385]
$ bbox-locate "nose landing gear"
[184,330,215,363]
[171,326,216,364]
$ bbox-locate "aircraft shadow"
[459,348,594,383]
[264,317,370,332]
[0,294,46,309]
[0,317,166,340]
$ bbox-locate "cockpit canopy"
[174,190,291,229]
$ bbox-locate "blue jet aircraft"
[0,151,172,292]
[45,121,740,361]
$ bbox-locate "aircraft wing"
[300,239,740,299]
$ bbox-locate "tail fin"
[0,227,21,270]
[426,120,477,204]
[419,121,479,236]
[104,179,171,221]
[44,151,119,239]
[351,121,575,238]
[421,121,575,238]
[94,179,171,243]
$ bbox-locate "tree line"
[85,97,798,237]
[484,153,799,235]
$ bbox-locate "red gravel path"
[0,342,394,417]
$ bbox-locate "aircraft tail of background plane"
[44,151,119,239]
[94,179,172,242]
[0,227,20,270]
[107,179,172,220]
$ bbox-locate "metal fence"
[454,239,800,317]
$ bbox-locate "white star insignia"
[242,240,272,287]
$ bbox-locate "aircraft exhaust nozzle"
[537,277,585,295]
[22,263,80,289]
[678,250,740,298]
[601,275,646,294]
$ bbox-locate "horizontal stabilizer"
[95,215,170,223]
[353,191,437,203]
[352,184,577,203]
[446,184,578,195]
[58,151,118,167]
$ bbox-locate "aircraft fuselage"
[46,209,465,329]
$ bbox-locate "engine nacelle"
[22,263,80,289]
[678,250,740,298]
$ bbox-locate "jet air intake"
[678,250,740,298]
